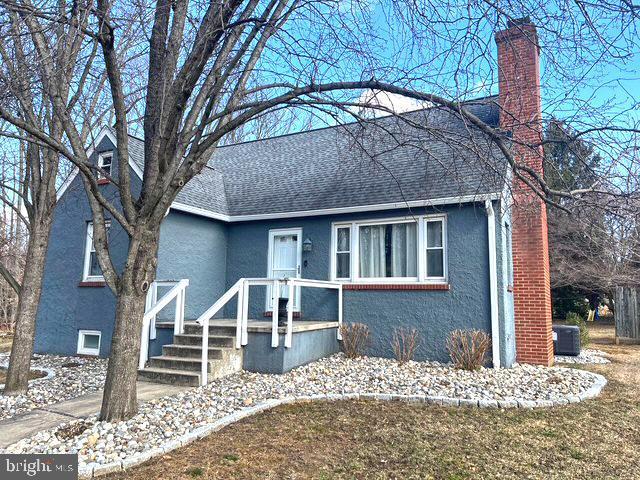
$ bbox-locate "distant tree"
[544,120,639,316]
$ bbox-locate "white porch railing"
[138,279,189,370]
[196,277,343,385]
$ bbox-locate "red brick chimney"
[496,18,554,366]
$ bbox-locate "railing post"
[235,281,243,349]
[174,286,185,337]
[149,282,158,340]
[139,317,150,370]
[271,279,279,348]
[241,281,249,346]
[337,283,343,340]
[285,280,294,348]
[201,318,209,386]
[179,287,186,334]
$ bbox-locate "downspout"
[485,200,501,368]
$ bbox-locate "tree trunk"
[99,229,159,421]
[3,217,53,395]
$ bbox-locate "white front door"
[267,228,302,311]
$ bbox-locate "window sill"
[76,351,100,356]
[343,283,450,291]
[97,178,110,185]
[78,281,106,287]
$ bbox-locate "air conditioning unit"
[552,325,581,356]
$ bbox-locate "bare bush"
[391,327,420,364]
[446,329,490,370]
[339,323,371,359]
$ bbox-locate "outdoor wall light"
[303,237,313,252]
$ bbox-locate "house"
[33,19,553,385]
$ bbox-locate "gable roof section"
[208,98,505,218]
[61,96,508,221]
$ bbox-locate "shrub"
[446,329,490,370]
[339,323,371,359]
[552,286,589,319]
[565,311,590,347]
[391,327,420,364]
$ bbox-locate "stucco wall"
[35,135,136,356]
[35,136,515,365]
[156,211,228,320]
[243,328,340,373]
[225,204,501,363]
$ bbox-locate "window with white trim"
[331,215,447,283]
[335,226,351,279]
[97,152,112,179]
[83,221,110,281]
[359,221,417,279]
[77,330,101,356]
[426,219,445,279]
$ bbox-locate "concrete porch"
[141,319,340,384]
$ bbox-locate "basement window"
[77,330,101,356]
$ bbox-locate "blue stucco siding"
[156,210,228,320]
[35,134,515,366]
[243,328,340,373]
[225,203,505,363]
[35,135,138,357]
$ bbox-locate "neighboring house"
[34,19,553,384]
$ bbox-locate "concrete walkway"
[0,382,187,448]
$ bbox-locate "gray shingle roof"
[129,96,507,219]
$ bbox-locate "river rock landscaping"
[0,353,107,420]
[2,353,606,476]
[555,348,611,364]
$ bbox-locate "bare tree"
[0,146,27,331]
[0,0,637,420]
[545,120,640,315]
[0,4,114,393]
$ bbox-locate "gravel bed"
[0,353,107,420]
[3,353,605,473]
[555,349,611,364]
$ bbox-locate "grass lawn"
[108,322,640,479]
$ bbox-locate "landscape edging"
[80,370,608,479]
[0,366,55,390]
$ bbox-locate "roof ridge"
[214,94,499,149]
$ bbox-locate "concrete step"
[174,334,234,348]
[162,344,224,359]
[148,355,215,373]
[138,367,201,387]
[183,323,237,337]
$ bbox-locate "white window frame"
[334,225,352,280]
[82,221,110,281]
[97,151,113,179]
[77,329,101,356]
[424,218,448,282]
[330,214,448,284]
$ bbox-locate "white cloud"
[353,89,432,118]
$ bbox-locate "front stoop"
[138,323,242,386]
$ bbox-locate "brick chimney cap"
[495,17,538,46]
[507,16,532,28]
